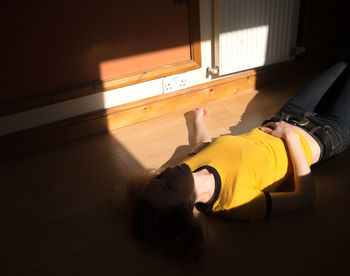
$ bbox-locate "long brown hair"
[132,196,204,261]
[113,169,205,262]
[114,169,203,262]
[112,169,158,216]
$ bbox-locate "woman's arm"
[260,122,316,216]
[190,108,212,154]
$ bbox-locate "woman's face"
[141,164,195,213]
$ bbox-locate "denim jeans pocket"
[325,126,343,151]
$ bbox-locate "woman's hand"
[260,121,296,139]
[261,121,315,217]
[192,107,207,119]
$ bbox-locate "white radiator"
[213,0,301,76]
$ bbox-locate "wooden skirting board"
[0,59,326,161]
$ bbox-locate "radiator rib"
[214,0,300,75]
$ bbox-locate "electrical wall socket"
[162,73,188,93]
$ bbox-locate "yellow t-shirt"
[183,128,312,221]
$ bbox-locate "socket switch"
[162,73,188,93]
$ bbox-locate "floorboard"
[2,78,350,276]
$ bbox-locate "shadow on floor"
[158,79,350,275]
[2,78,350,275]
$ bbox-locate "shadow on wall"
[3,0,349,108]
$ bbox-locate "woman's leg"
[279,61,348,114]
[313,67,350,155]
[315,67,350,123]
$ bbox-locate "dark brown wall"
[3,0,348,106]
[298,0,349,65]
[2,0,191,103]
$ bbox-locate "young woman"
[132,61,350,260]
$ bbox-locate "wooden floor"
[2,78,350,276]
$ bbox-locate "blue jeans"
[275,61,350,161]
